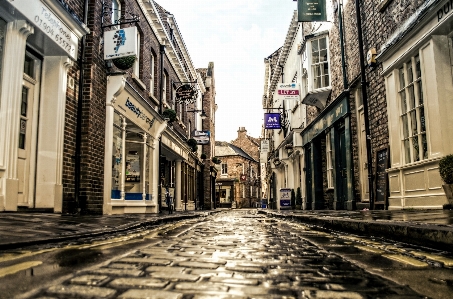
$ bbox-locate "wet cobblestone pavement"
[23,210,426,299]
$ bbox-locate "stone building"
[0,0,210,214]
[197,63,217,210]
[215,128,260,208]
[262,0,452,210]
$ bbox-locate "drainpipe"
[338,1,348,90]
[74,0,89,214]
[158,44,165,212]
[355,0,374,209]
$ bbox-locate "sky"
[159,0,298,142]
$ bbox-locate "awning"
[301,88,331,109]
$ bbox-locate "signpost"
[298,0,327,22]
[104,27,137,60]
[374,147,389,209]
[280,188,291,209]
[275,83,300,101]
[175,84,198,104]
[192,130,210,145]
[264,113,281,129]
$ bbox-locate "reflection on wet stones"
[27,211,425,298]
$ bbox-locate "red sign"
[278,90,299,95]
[240,174,246,181]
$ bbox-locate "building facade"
[0,0,88,213]
[215,128,260,209]
[0,0,212,214]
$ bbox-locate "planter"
[112,55,136,70]
[442,184,453,204]
[162,109,177,123]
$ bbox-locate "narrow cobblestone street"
[14,210,435,299]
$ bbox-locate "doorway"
[17,52,41,207]
[335,122,348,209]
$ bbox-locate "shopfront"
[0,0,88,212]
[104,75,166,214]
[215,180,234,208]
[379,0,453,209]
[301,93,354,210]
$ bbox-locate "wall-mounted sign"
[104,26,137,60]
[9,0,80,60]
[175,84,198,104]
[260,139,269,153]
[240,174,247,181]
[276,83,300,101]
[301,88,331,109]
[298,0,327,22]
[192,130,210,145]
[264,113,281,129]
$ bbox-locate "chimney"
[237,127,247,138]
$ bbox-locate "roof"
[215,142,257,162]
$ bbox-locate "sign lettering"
[298,0,327,22]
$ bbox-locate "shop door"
[305,144,312,208]
[358,107,369,201]
[336,125,348,209]
[17,76,36,206]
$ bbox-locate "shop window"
[221,163,227,175]
[310,36,330,89]
[111,112,124,199]
[111,0,121,27]
[326,131,333,189]
[398,54,428,164]
[163,72,167,103]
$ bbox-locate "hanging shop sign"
[104,26,137,60]
[280,188,291,209]
[9,0,80,60]
[192,130,210,145]
[175,84,198,104]
[301,88,331,109]
[298,0,327,22]
[264,113,281,129]
[275,83,300,101]
[261,140,269,153]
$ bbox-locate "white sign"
[260,139,269,153]
[9,0,79,60]
[104,27,137,60]
[276,83,300,101]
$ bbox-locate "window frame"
[326,130,334,189]
[111,0,121,28]
[308,35,330,91]
[397,54,427,164]
[221,163,227,175]
[149,53,155,96]
[133,30,140,78]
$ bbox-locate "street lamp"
[187,109,207,120]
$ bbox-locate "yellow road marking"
[382,254,428,267]
[410,251,453,267]
[0,261,42,278]
[0,249,54,263]
[355,245,385,254]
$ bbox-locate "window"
[111,0,121,26]
[326,131,334,189]
[311,36,330,89]
[150,53,155,95]
[398,54,427,164]
[171,83,176,110]
[162,72,167,103]
[133,30,140,77]
[221,163,227,175]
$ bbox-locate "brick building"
[215,128,260,208]
[0,0,211,214]
[262,0,452,210]
[197,63,217,210]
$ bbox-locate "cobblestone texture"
[27,211,425,299]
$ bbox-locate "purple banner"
[264,113,281,129]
